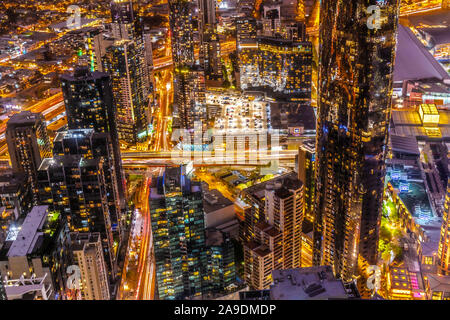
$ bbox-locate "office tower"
[61,67,116,137]
[169,0,207,131]
[313,0,400,281]
[6,111,52,204]
[149,166,206,300]
[37,155,116,277]
[205,228,236,294]
[104,40,149,144]
[199,0,216,32]
[297,140,315,224]
[438,181,450,275]
[143,33,156,89]
[0,206,69,300]
[168,0,196,67]
[201,32,222,81]
[198,0,222,80]
[240,173,303,290]
[0,171,32,218]
[60,67,126,220]
[52,129,123,240]
[174,65,207,131]
[109,0,151,105]
[82,28,104,72]
[110,0,142,41]
[68,232,110,300]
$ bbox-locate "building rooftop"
[426,274,450,293]
[243,172,301,202]
[394,25,450,83]
[6,111,42,128]
[390,134,420,156]
[202,188,234,214]
[270,266,359,300]
[270,102,316,131]
[69,232,101,252]
[7,206,49,257]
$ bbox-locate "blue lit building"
[149,166,207,299]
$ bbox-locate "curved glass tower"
[313,0,400,281]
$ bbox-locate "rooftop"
[426,274,450,293]
[394,25,450,83]
[270,266,359,300]
[202,188,234,214]
[7,206,49,257]
[6,111,42,128]
[390,134,420,156]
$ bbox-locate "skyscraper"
[169,0,207,131]
[297,140,315,224]
[60,67,126,225]
[240,173,304,290]
[313,0,401,281]
[68,232,110,300]
[238,36,312,102]
[6,111,52,204]
[168,0,196,67]
[52,129,123,241]
[37,155,116,276]
[110,0,142,41]
[104,40,149,144]
[205,228,236,294]
[149,166,206,300]
[173,65,207,131]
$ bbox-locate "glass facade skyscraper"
[313,0,401,281]
[61,67,126,231]
[149,166,206,300]
[104,40,149,144]
[168,0,207,131]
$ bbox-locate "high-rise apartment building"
[110,0,142,42]
[68,232,110,300]
[104,39,149,144]
[174,65,207,131]
[52,129,123,240]
[205,228,236,294]
[297,140,315,224]
[168,0,196,67]
[239,37,312,102]
[0,205,69,300]
[149,166,206,300]
[240,173,304,290]
[6,111,52,204]
[169,0,207,131]
[60,67,126,225]
[313,0,401,281]
[37,155,116,276]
